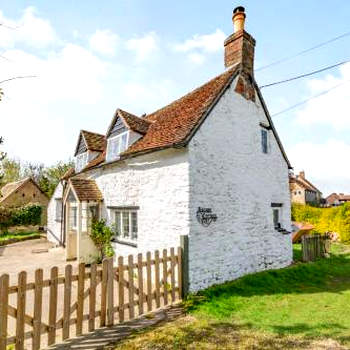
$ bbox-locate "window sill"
[112,238,137,248]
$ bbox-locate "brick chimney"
[224,6,256,76]
[299,171,305,179]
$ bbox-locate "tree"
[0,158,21,186]
[43,160,74,197]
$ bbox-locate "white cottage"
[48,7,293,292]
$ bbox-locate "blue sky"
[1,0,350,195]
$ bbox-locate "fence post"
[0,274,9,350]
[180,235,189,298]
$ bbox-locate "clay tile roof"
[85,150,106,170]
[61,167,75,180]
[70,178,103,201]
[1,178,30,198]
[118,109,150,135]
[81,130,105,152]
[122,66,238,156]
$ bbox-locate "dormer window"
[106,131,129,162]
[76,152,88,172]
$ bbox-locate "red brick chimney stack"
[224,6,256,76]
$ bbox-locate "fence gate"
[0,247,183,350]
[301,235,331,262]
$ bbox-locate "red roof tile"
[122,67,238,156]
[70,178,103,201]
[118,109,150,135]
[81,130,105,152]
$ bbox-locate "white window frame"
[106,131,129,162]
[75,151,88,172]
[55,198,63,222]
[113,209,138,243]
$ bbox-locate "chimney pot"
[233,6,246,33]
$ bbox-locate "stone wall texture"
[187,78,292,292]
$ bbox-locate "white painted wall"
[87,148,190,258]
[187,79,293,292]
[47,181,64,245]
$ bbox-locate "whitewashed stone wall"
[47,181,64,245]
[187,79,293,292]
[87,148,190,259]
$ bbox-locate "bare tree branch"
[0,76,37,85]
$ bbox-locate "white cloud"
[173,29,225,53]
[89,29,119,56]
[126,32,158,62]
[296,63,350,130]
[188,52,205,65]
[0,7,56,49]
[288,139,350,195]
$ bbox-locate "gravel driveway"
[0,237,77,281]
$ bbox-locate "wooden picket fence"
[301,235,331,262]
[0,247,183,350]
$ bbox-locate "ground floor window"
[114,209,138,242]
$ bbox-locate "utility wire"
[256,30,350,72]
[260,60,350,89]
[271,79,350,117]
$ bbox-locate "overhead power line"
[256,30,350,72]
[260,59,350,89]
[271,79,350,117]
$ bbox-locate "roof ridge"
[81,129,105,137]
[145,67,237,120]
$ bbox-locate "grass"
[0,231,41,244]
[116,243,350,349]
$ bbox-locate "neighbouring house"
[326,193,350,207]
[48,7,293,292]
[289,171,322,205]
[0,177,49,224]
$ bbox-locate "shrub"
[292,203,350,242]
[90,219,115,261]
[0,204,42,233]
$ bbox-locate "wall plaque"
[196,207,217,227]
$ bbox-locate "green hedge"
[292,203,350,242]
[0,204,42,232]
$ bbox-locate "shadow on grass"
[118,319,321,350]
[187,249,350,304]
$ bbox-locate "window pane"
[122,212,130,238]
[273,209,279,228]
[115,211,121,237]
[120,133,128,153]
[131,212,138,240]
[261,129,268,153]
[55,199,62,221]
[70,206,77,229]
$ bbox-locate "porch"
[64,178,103,263]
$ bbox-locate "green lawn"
[0,231,41,243]
[117,243,350,349]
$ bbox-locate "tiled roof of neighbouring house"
[289,175,320,193]
[69,178,103,201]
[1,178,29,198]
[0,177,48,203]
